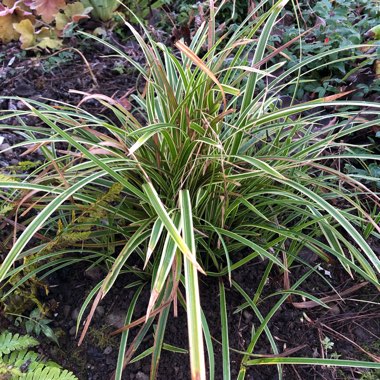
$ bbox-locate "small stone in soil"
[105,356,113,365]
[16,101,28,110]
[105,311,125,329]
[243,310,253,323]
[354,326,368,341]
[95,306,105,317]
[135,371,149,380]
[299,247,318,263]
[63,305,71,319]
[85,267,103,281]
[0,143,12,156]
[69,326,77,336]
[328,303,340,315]
[103,346,112,355]
[71,308,80,321]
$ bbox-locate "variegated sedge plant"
[1,0,380,379]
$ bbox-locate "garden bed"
[1,1,380,380]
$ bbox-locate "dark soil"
[1,256,379,380]
[1,29,380,380]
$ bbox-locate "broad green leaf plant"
[1,0,380,378]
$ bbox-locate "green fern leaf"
[0,332,39,355]
[0,332,78,380]
[2,348,41,368]
[23,366,78,380]
[0,173,18,182]
[0,202,14,216]
[0,362,22,377]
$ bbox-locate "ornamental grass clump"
[1,0,380,378]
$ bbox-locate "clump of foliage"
[345,162,380,190]
[13,308,59,345]
[0,0,92,50]
[273,0,380,99]
[172,0,380,99]
[361,369,380,380]
[1,0,380,379]
[0,331,78,379]
[0,0,168,50]
[81,0,119,21]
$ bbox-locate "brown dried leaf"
[292,282,368,309]
[322,90,355,102]
[176,39,227,109]
[116,97,132,111]
[29,0,67,23]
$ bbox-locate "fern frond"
[0,173,18,182]
[2,348,41,368]
[2,349,78,380]
[0,332,39,355]
[0,202,14,216]
[23,366,78,380]
[0,362,22,377]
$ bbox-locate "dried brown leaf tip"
[27,0,66,23]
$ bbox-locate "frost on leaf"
[28,0,67,23]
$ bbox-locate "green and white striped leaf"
[180,190,206,380]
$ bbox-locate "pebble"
[328,303,341,316]
[105,311,125,329]
[63,305,71,319]
[13,84,35,97]
[103,346,112,355]
[16,100,28,110]
[95,306,105,317]
[7,100,17,111]
[71,307,80,321]
[299,247,318,263]
[243,310,253,323]
[354,326,367,341]
[135,372,149,380]
[69,326,77,336]
[85,267,103,281]
[105,356,113,365]
[0,143,12,157]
